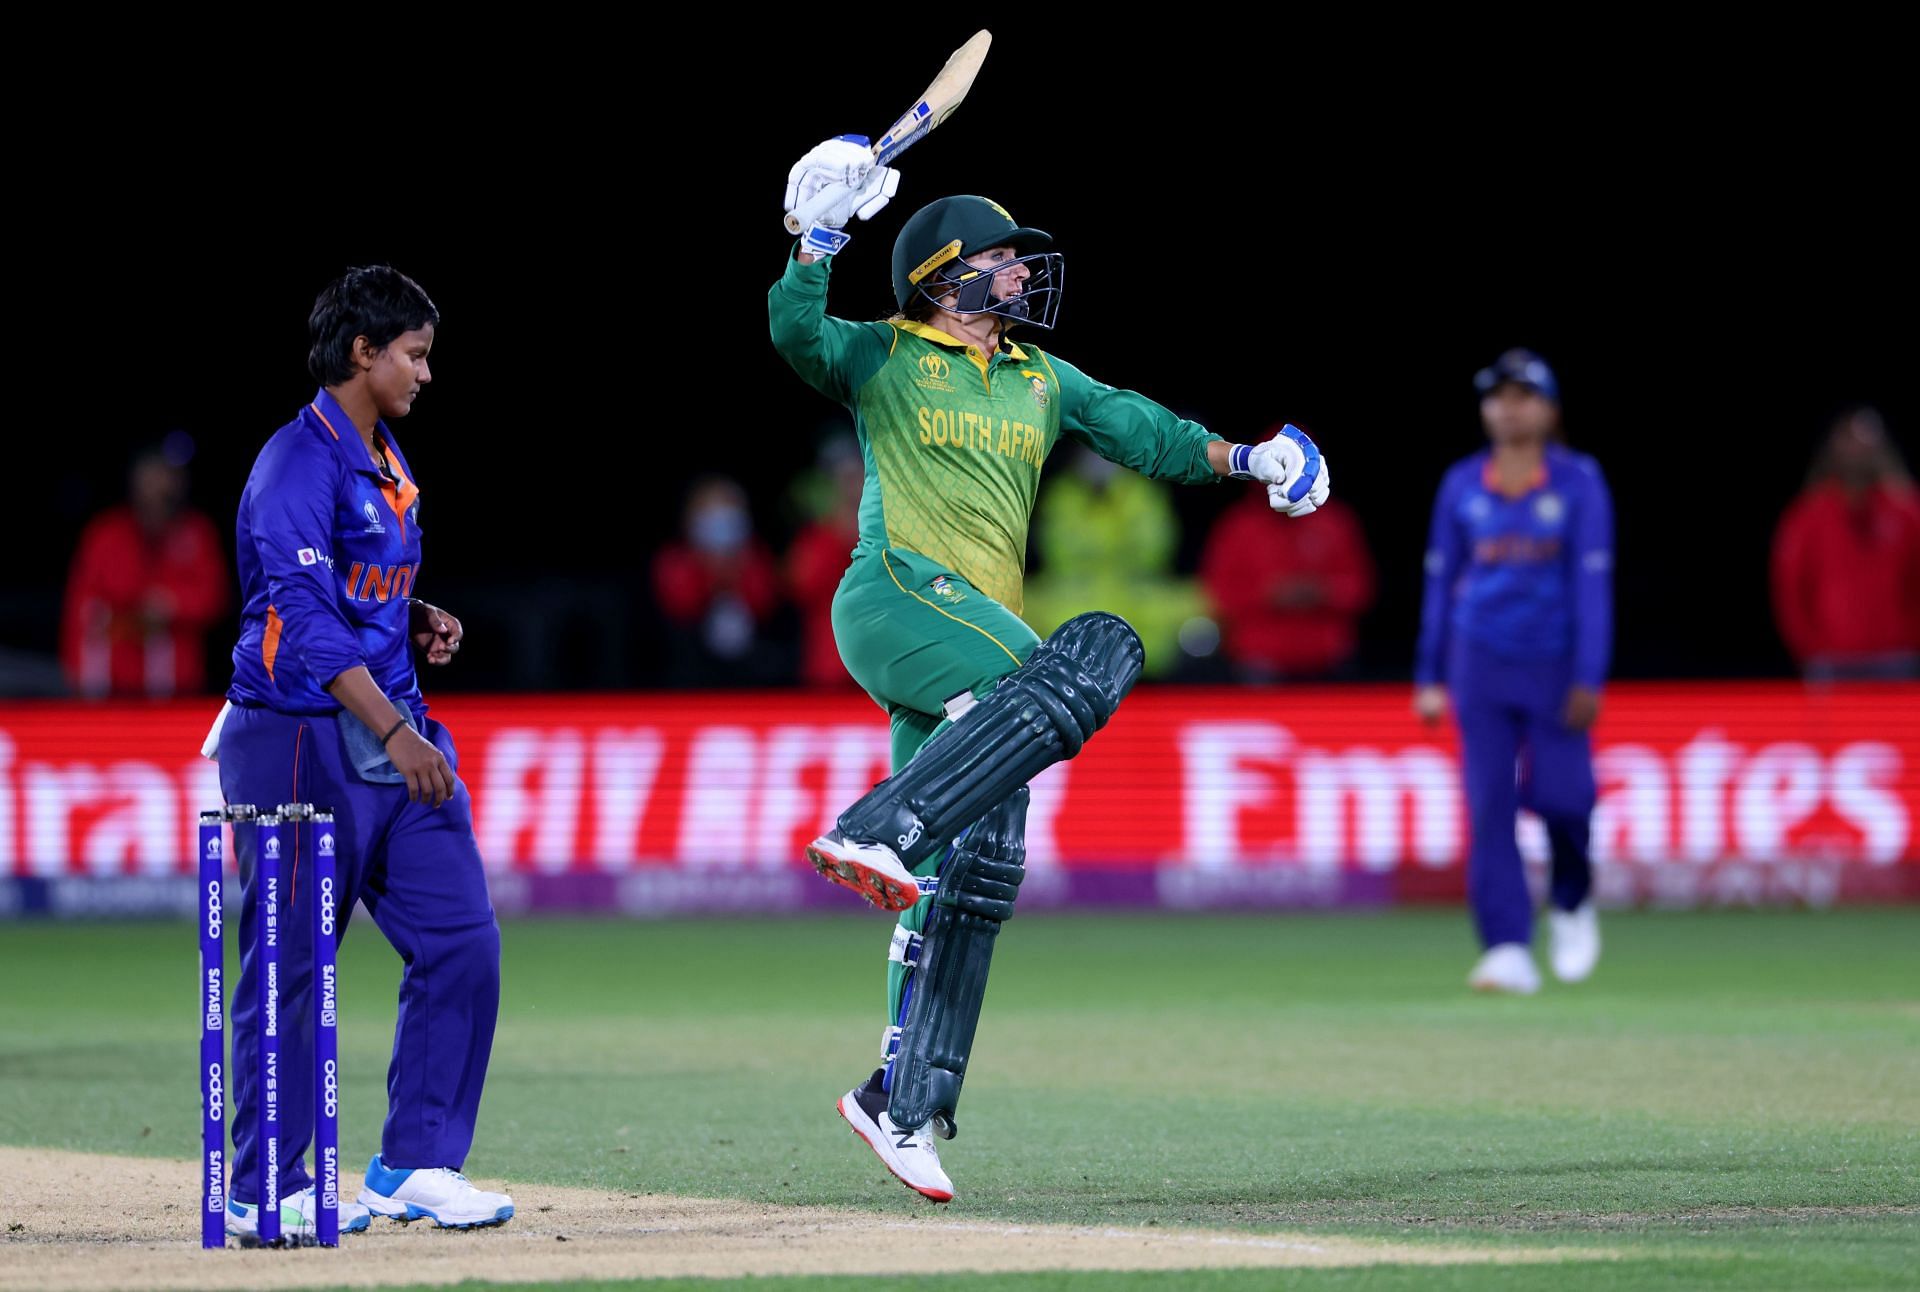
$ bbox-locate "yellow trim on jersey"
[1034,347,1063,392]
[881,550,1023,667]
[893,320,1028,362]
[897,320,985,386]
[895,320,971,348]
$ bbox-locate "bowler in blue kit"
[1415,349,1613,995]
[207,266,514,1238]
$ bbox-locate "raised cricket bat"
[783,29,992,234]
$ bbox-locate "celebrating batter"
[769,137,1333,1201]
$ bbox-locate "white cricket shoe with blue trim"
[1549,902,1602,982]
[1468,943,1541,995]
[357,1154,514,1228]
[226,1187,371,1244]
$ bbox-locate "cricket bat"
[783,30,992,234]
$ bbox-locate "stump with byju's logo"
[199,802,340,1249]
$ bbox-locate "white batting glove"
[1268,457,1331,518]
[1228,424,1332,518]
[857,165,900,218]
[784,136,901,227]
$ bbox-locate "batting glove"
[1229,424,1332,518]
[785,136,902,237]
[798,224,854,258]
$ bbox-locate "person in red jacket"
[61,441,229,697]
[785,433,865,689]
[1771,407,1920,681]
[651,476,784,685]
[1200,433,1376,681]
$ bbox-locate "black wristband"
[379,717,409,747]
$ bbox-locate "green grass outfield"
[2,907,1915,1289]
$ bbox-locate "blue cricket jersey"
[226,389,426,715]
[1415,444,1614,689]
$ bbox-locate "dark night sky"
[11,32,1911,690]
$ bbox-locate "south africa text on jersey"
[915,406,1048,467]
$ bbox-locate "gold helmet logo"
[909,239,965,286]
[919,353,951,381]
[985,199,1013,222]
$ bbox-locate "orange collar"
[1482,458,1548,498]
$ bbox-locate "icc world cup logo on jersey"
[915,350,955,394]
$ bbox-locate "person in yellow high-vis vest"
[770,138,1335,1203]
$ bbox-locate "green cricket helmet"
[890,195,1065,329]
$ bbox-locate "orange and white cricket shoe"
[805,832,921,912]
[837,1074,954,1203]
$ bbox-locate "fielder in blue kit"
[1415,349,1613,995]
[207,266,514,1239]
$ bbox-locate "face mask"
[704,595,754,657]
[691,504,750,554]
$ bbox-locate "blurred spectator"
[1771,406,1920,681]
[1019,443,1209,678]
[60,436,228,697]
[1199,431,1376,681]
[651,476,785,685]
[786,432,865,689]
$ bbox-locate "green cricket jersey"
[768,249,1221,613]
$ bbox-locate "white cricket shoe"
[837,1077,954,1202]
[226,1186,371,1244]
[806,832,921,911]
[1549,902,1601,983]
[1468,943,1541,995]
[357,1154,515,1228]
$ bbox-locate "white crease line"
[869,1221,1329,1252]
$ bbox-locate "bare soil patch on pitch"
[0,1147,1605,1289]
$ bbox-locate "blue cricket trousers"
[1448,647,1596,948]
